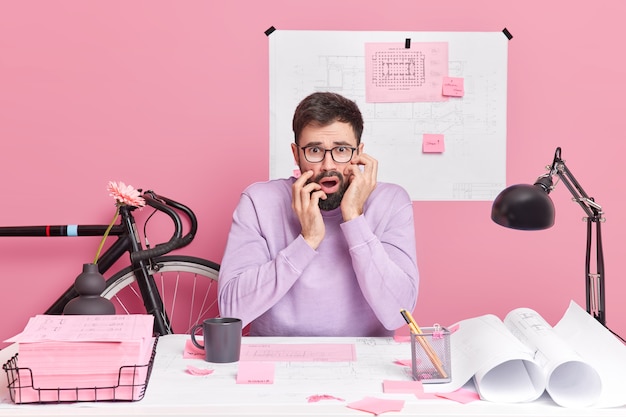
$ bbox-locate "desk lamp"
[490,147,606,325]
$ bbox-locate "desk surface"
[1,335,625,417]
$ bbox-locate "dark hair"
[292,92,364,145]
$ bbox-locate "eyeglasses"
[299,145,357,163]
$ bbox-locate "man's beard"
[313,171,347,211]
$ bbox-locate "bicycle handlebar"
[129,190,198,263]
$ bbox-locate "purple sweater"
[218,177,419,336]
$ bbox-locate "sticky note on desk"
[383,380,440,400]
[423,134,445,153]
[183,339,205,359]
[436,388,480,404]
[442,77,464,97]
[383,379,424,394]
[236,361,275,384]
[347,397,405,415]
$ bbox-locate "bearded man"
[218,92,419,336]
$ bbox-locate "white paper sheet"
[445,301,625,407]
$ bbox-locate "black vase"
[63,263,116,315]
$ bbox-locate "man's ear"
[291,143,300,164]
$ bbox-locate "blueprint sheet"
[269,30,508,201]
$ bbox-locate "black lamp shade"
[491,184,555,230]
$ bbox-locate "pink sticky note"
[183,339,205,359]
[240,343,356,362]
[186,365,214,376]
[393,359,413,367]
[393,335,411,343]
[347,397,405,415]
[447,323,460,334]
[382,380,444,400]
[436,388,481,404]
[307,394,345,403]
[442,77,464,97]
[236,361,275,384]
[394,324,411,343]
[383,379,424,394]
[423,134,445,153]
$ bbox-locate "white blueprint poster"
[269,30,508,201]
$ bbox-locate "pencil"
[403,309,442,364]
[400,309,448,379]
[400,309,419,334]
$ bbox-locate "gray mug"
[190,317,242,363]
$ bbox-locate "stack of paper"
[4,314,155,403]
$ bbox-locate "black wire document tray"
[2,336,158,404]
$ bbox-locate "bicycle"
[0,189,220,336]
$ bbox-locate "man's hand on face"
[292,170,326,250]
[340,152,378,221]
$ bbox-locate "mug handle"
[190,323,205,350]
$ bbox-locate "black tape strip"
[502,28,513,40]
[405,38,411,48]
[265,26,276,36]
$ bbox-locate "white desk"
[1,335,625,417]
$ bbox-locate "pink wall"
[1,1,625,346]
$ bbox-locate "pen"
[403,309,443,365]
[400,309,419,334]
[400,309,437,361]
[400,309,448,379]
[403,310,427,337]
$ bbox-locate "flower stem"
[93,206,120,264]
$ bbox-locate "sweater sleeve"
[339,187,419,330]
[217,192,317,327]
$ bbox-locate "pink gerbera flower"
[107,181,146,208]
[93,181,145,264]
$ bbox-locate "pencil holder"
[410,326,451,383]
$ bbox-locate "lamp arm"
[548,147,606,325]
[550,148,603,221]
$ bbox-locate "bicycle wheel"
[101,255,220,334]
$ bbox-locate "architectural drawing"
[269,30,508,201]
